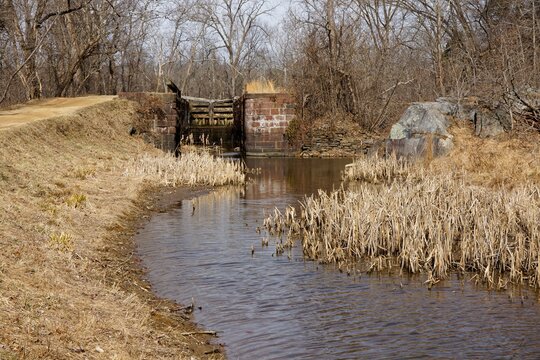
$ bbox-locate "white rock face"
[388,100,456,157]
[389,102,453,140]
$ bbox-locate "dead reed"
[343,154,425,184]
[265,155,540,289]
[124,151,245,186]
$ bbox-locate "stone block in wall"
[118,92,181,153]
[155,118,168,127]
[154,134,176,152]
[243,93,297,155]
[282,108,295,115]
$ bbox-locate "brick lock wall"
[244,93,296,155]
[118,92,180,152]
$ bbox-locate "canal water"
[135,158,540,359]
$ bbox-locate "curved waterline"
[136,158,540,359]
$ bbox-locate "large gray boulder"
[385,95,521,158]
[387,100,456,157]
[472,103,512,137]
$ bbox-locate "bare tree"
[0,0,537,137]
[194,0,273,96]
[0,0,89,103]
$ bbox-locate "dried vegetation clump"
[344,154,423,184]
[132,94,167,135]
[245,79,283,94]
[265,126,540,289]
[0,99,225,359]
[430,123,540,186]
[125,151,245,187]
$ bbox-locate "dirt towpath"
[0,95,116,130]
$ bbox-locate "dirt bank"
[0,96,116,130]
[0,99,224,359]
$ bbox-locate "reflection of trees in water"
[187,186,246,237]
[186,159,351,204]
[192,186,245,210]
[246,158,351,198]
[286,159,351,194]
[188,159,351,232]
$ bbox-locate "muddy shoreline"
[103,185,225,358]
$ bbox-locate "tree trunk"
[326,0,338,115]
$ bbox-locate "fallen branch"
[181,331,217,337]
[510,79,540,130]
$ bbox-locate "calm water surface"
[136,158,540,359]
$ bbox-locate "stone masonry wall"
[118,92,180,152]
[301,130,378,157]
[244,93,296,155]
[299,116,381,157]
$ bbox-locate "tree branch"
[0,20,56,105]
[37,1,91,28]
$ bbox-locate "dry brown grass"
[125,151,245,187]
[265,125,540,289]
[245,79,283,94]
[0,99,228,359]
[344,121,540,187]
[343,154,424,184]
[432,121,540,186]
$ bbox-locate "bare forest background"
[1,0,539,131]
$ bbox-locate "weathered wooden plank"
[191,113,233,119]
[182,94,236,129]
[190,106,233,112]
[192,119,234,125]
[182,96,233,105]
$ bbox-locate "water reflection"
[136,158,540,359]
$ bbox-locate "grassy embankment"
[0,99,243,359]
[264,123,540,289]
